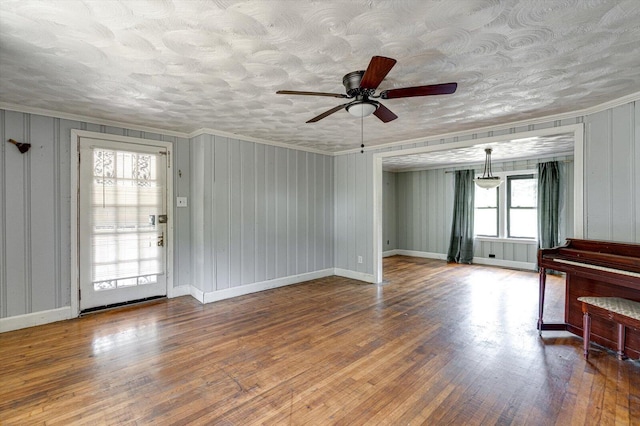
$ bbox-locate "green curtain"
[447,169,475,264]
[537,161,560,249]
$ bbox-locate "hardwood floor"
[2,256,639,425]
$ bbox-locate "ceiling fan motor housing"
[343,71,370,97]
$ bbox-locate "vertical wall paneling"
[29,115,57,313]
[4,111,27,317]
[308,153,316,272]
[275,149,287,277]
[382,171,397,251]
[610,104,634,242]
[585,110,612,240]
[287,150,297,276]
[188,135,334,299]
[172,136,191,290]
[325,155,334,269]
[241,141,256,285]
[229,140,242,287]
[296,151,308,274]
[265,145,276,280]
[214,136,230,291]
[255,143,267,283]
[203,135,215,293]
[0,110,5,318]
[191,135,205,292]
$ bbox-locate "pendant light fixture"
[474,148,503,189]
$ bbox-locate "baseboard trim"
[386,250,535,271]
[201,269,334,304]
[382,249,399,257]
[0,307,73,333]
[334,268,376,283]
[394,250,448,260]
[472,257,537,271]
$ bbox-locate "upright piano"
[538,238,640,359]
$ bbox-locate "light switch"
[177,197,188,207]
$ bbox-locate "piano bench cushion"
[577,297,640,321]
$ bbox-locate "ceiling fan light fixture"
[346,100,378,117]
[474,148,503,189]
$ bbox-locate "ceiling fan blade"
[380,82,458,99]
[306,103,350,123]
[360,56,397,90]
[374,103,398,123]
[277,90,347,98]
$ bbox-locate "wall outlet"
[489,254,496,258]
[176,197,188,207]
[357,256,363,264]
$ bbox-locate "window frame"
[506,174,537,239]
[474,186,499,238]
[474,169,538,244]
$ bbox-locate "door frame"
[70,129,174,317]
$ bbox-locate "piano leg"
[537,267,547,335]
[583,311,591,359]
[617,324,627,360]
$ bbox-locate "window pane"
[509,209,537,238]
[475,208,497,236]
[475,187,497,207]
[510,178,537,207]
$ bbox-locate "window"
[507,174,537,238]
[474,186,498,237]
[474,171,538,241]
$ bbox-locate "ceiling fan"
[276,56,457,123]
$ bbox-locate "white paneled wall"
[334,151,374,276]
[382,171,397,252]
[0,109,190,321]
[395,168,451,255]
[190,134,334,294]
[584,103,639,241]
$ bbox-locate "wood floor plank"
[2,256,639,425]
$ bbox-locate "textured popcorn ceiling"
[1,0,639,154]
[382,134,575,171]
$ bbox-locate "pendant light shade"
[474,148,503,189]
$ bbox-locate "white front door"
[79,137,168,311]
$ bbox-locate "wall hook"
[7,139,31,154]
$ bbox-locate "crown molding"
[0,102,191,139]
[189,128,330,155]
[0,102,334,155]
[2,91,638,157]
[334,91,640,155]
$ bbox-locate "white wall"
[584,103,640,241]
[382,171,397,252]
[189,134,334,300]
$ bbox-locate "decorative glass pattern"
[91,149,164,290]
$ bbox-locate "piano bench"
[577,296,640,360]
